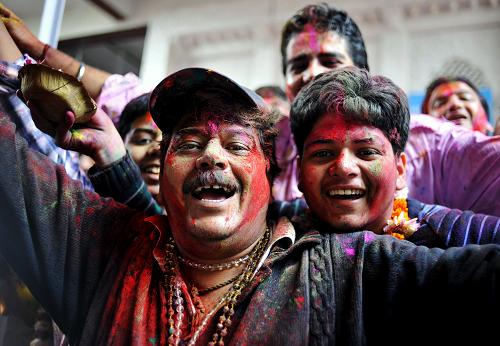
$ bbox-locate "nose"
[445,94,464,112]
[147,139,162,156]
[302,58,329,84]
[327,151,359,178]
[196,139,228,171]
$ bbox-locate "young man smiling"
[278,2,499,215]
[2,67,500,345]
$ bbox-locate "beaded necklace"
[164,228,271,346]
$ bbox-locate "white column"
[140,18,171,90]
[38,0,66,47]
[249,23,283,89]
[377,6,410,92]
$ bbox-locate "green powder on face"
[369,160,383,176]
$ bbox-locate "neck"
[174,212,269,261]
[180,226,267,310]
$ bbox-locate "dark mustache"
[182,171,241,194]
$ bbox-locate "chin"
[187,216,237,242]
[323,215,368,233]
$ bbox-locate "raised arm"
[0,4,110,99]
[324,231,500,344]
[0,20,21,62]
[0,109,136,340]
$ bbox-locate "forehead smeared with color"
[290,67,409,156]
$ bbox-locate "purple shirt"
[96,72,148,125]
[406,114,500,216]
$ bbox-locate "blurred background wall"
[4,0,500,117]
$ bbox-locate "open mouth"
[191,184,236,201]
[446,112,468,122]
[327,188,365,200]
[142,165,160,175]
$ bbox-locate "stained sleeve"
[358,233,500,344]
[88,152,164,216]
[407,198,500,247]
[0,111,137,340]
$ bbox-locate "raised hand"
[18,90,127,167]
[0,3,45,60]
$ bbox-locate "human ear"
[297,155,304,192]
[395,152,407,191]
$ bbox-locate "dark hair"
[280,3,369,75]
[290,67,409,156]
[255,85,287,101]
[421,76,490,118]
[159,91,281,182]
[117,93,151,138]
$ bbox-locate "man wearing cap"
[1,67,500,345]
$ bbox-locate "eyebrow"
[222,128,254,139]
[353,137,378,144]
[305,136,381,147]
[286,52,347,67]
[305,138,335,147]
[175,127,205,137]
[130,128,160,136]
[174,127,254,141]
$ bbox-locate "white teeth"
[145,167,160,174]
[193,185,232,193]
[328,189,364,196]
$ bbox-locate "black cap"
[149,67,269,133]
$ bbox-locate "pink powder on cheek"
[165,152,175,166]
[240,149,271,225]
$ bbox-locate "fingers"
[54,111,76,147]
[26,100,57,137]
[0,3,21,22]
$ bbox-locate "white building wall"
[11,0,500,114]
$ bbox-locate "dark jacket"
[1,111,499,345]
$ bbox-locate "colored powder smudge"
[345,247,355,257]
[305,24,319,52]
[70,129,85,141]
[294,296,305,309]
[364,232,375,243]
[207,120,218,137]
[369,160,382,177]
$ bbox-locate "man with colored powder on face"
[278,2,499,215]
[421,76,493,134]
[290,65,500,247]
[2,66,500,345]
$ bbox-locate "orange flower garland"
[383,188,419,240]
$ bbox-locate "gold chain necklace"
[177,253,250,271]
[164,228,270,346]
